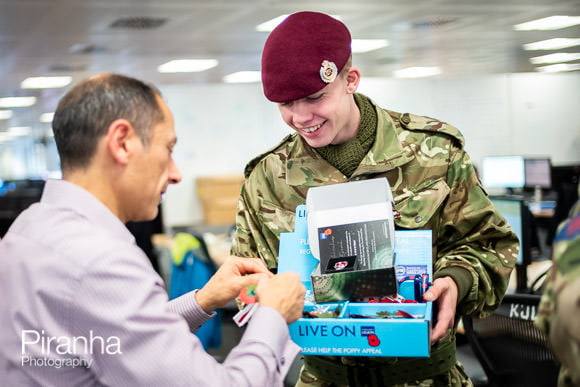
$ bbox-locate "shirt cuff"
[168,289,216,332]
[244,306,301,376]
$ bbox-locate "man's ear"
[345,66,361,94]
[106,119,138,165]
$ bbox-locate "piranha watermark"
[20,329,122,368]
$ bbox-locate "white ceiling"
[0,0,579,123]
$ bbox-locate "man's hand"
[196,256,272,313]
[423,276,458,343]
[256,272,306,324]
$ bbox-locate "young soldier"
[232,11,518,386]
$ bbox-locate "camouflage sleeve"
[436,145,518,318]
[536,202,580,384]
[230,160,297,271]
[230,182,261,259]
[230,182,281,270]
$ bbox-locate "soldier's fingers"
[423,282,443,301]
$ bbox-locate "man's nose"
[168,159,182,184]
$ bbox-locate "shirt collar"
[41,179,135,244]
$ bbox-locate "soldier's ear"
[345,66,360,94]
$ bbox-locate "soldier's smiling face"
[277,67,361,148]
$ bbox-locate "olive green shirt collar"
[285,97,413,186]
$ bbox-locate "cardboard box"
[200,199,237,225]
[291,301,432,357]
[196,175,244,225]
[278,203,433,357]
[305,179,397,303]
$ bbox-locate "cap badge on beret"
[320,60,338,83]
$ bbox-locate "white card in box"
[303,179,398,303]
[278,203,433,357]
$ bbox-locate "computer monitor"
[547,164,580,243]
[490,197,532,292]
[482,156,525,190]
[0,179,45,238]
[524,158,552,189]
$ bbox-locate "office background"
[1,1,579,228]
[160,71,579,227]
[0,72,578,227]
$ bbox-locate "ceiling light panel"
[514,15,580,31]
[40,112,54,123]
[536,63,580,73]
[530,53,580,64]
[223,71,261,83]
[8,126,31,136]
[255,15,289,32]
[352,39,389,53]
[158,59,218,73]
[394,66,442,78]
[0,110,13,120]
[21,76,72,89]
[523,38,580,51]
[256,14,342,32]
[0,97,37,108]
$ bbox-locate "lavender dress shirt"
[0,179,299,386]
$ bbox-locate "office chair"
[462,293,560,387]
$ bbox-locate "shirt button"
[414,216,422,223]
[280,357,286,365]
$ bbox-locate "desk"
[528,201,556,218]
[507,259,552,294]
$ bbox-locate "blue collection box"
[279,205,433,357]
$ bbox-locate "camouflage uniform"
[536,195,580,387]
[232,96,518,386]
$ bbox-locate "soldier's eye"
[306,94,324,103]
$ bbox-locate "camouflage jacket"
[232,97,517,318]
[536,196,580,386]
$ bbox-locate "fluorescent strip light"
[256,14,342,32]
[530,52,580,64]
[514,16,580,31]
[21,76,72,89]
[394,66,442,78]
[158,59,218,73]
[524,38,580,51]
[0,133,12,143]
[256,15,289,32]
[0,96,36,108]
[0,110,13,120]
[8,126,31,136]
[352,39,389,53]
[40,112,55,123]
[223,71,261,83]
[536,63,580,73]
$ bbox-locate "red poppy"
[367,334,380,347]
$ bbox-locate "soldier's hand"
[256,272,306,324]
[196,256,272,313]
[423,276,458,343]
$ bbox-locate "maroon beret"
[261,11,352,103]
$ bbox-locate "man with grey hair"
[0,73,305,386]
